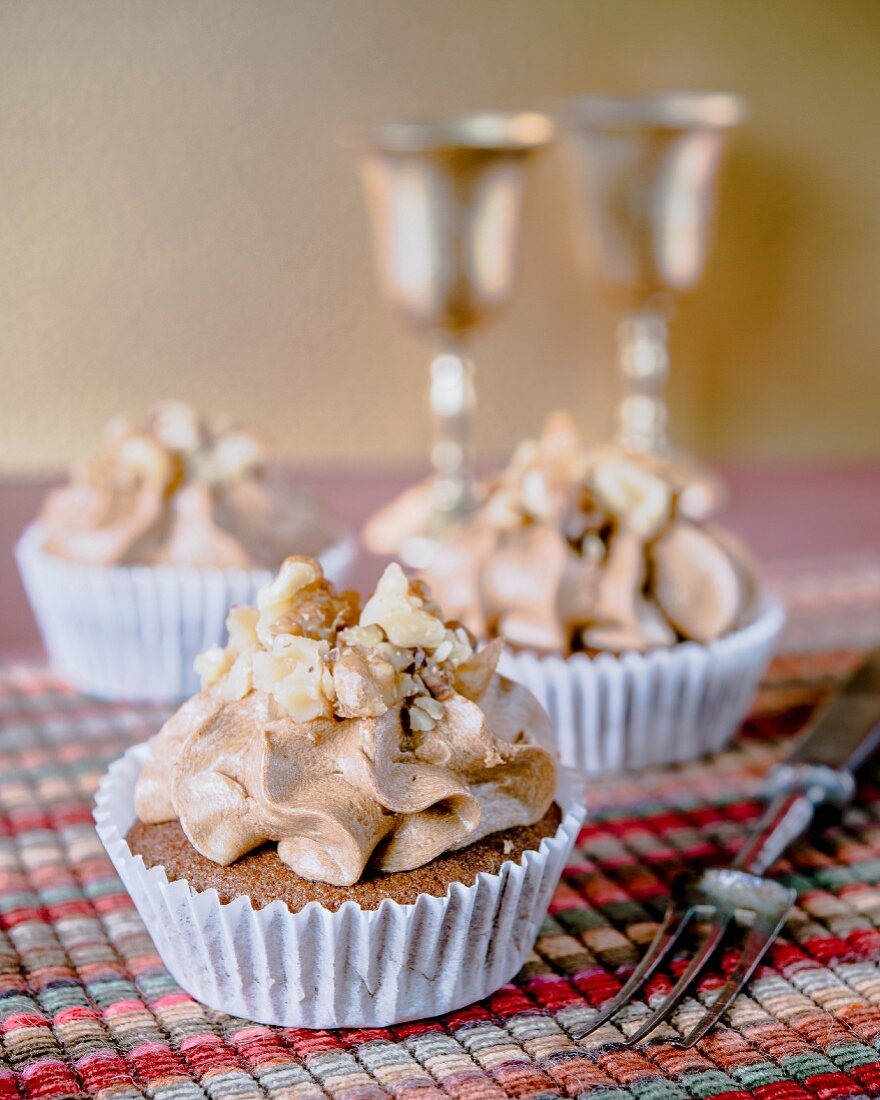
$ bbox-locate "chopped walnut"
[194,645,235,687]
[192,558,498,725]
[221,651,254,701]
[226,605,259,650]
[407,577,443,618]
[270,581,360,643]
[591,458,672,539]
[148,401,204,455]
[333,647,396,718]
[408,695,443,732]
[253,637,332,723]
[65,403,283,535]
[198,428,266,484]
[117,433,175,492]
[360,563,446,649]
[419,661,454,700]
[337,623,383,649]
[484,489,523,529]
[256,556,323,646]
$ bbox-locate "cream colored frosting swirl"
[38,402,336,568]
[134,556,557,887]
[421,413,760,655]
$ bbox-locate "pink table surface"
[2,463,879,652]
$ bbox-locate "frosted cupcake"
[94,556,584,1027]
[16,403,354,700]
[420,413,784,773]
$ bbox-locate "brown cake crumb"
[127,803,563,912]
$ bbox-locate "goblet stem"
[612,310,728,516]
[428,349,477,527]
[614,311,671,456]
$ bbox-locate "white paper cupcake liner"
[498,597,785,775]
[15,523,357,702]
[94,743,586,1028]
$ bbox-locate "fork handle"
[733,763,855,877]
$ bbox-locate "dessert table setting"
[3,586,880,1100]
[2,86,880,1100]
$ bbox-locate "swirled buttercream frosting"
[38,402,337,568]
[134,556,557,887]
[420,413,760,655]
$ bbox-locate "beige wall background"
[2,0,879,474]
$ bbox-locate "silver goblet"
[349,111,552,562]
[560,92,745,515]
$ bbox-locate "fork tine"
[623,913,732,1046]
[680,896,793,1048]
[573,901,694,1039]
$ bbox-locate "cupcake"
[419,413,785,773]
[16,402,355,701]
[94,556,585,1027]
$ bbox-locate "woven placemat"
[2,649,880,1100]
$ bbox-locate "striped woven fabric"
[2,649,880,1100]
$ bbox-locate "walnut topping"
[252,636,332,722]
[409,693,444,732]
[198,428,266,484]
[193,645,235,687]
[484,489,523,529]
[417,411,760,657]
[361,563,447,648]
[591,459,672,539]
[481,411,588,530]
[148,401,204,455]
[332,647,396,718]
[195,557,484,727]
[226,606,259,650]
[90,402,270,498]
[117,433,175,491]
[38,401,328,573]
[256,556,323,647]
[271,581,360,643]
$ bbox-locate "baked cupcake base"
[127,805,563,911]
[498,596,786,776]
[96,743,585,1028]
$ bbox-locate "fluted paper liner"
[15,523,357,702]
[499,597,785,775]
[94,744,586,1028]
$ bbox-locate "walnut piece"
[333,647,396,718]
[360,563,446,649]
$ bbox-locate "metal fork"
[575,648,880,1047]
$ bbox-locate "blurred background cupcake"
[16,401,354,700]
[419,413,785,774]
